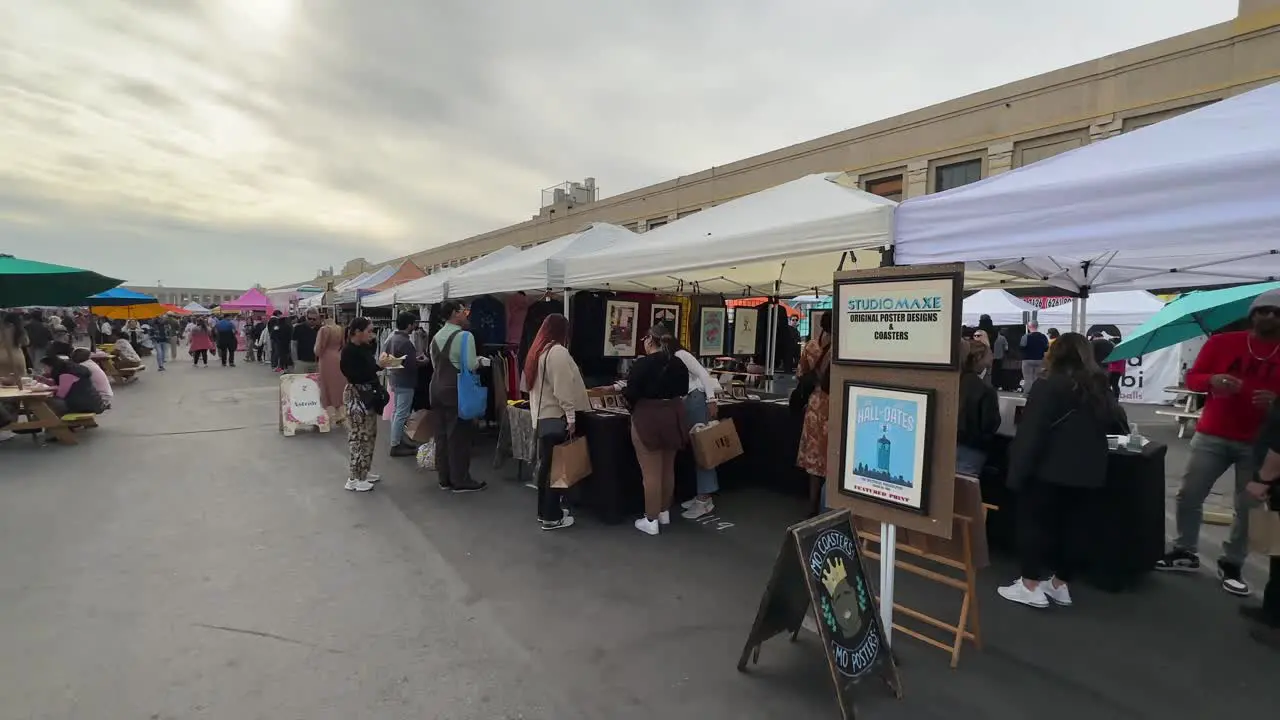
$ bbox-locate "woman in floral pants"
[340,318,390,492]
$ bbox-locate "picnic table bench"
[0,387,86,445]
[1156,386,1205,438]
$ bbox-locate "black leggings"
[1016,482,1094,583]
[535,420,568,522]
[1265,555,1280,627]
[192,349,208,365]
[218,345,236,366]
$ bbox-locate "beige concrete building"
[124,285,246,308]
[316,0,1280,284]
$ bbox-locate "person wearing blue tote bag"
[428,301,488,493]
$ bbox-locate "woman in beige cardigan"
[525,313,590,531]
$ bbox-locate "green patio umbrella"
[1106,280,1280,362]
[0,254,122,307]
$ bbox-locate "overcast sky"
[0,0,1237,290]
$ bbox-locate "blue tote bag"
[457,333,489,420]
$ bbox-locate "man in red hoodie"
[1157,290,1280,596]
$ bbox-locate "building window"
[863,175,904,202]
[676,209,701,219]
[521,243,534,250]
[1013,129,1088,168]
[646,218,668,231]
[934,159,982,192]
[622,222,639,231]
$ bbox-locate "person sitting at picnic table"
[71,348,113,409]
[112,333,142,370]
[38,354,106,417]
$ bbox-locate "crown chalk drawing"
[821,557,848,595]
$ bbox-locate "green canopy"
[0,254,122,307]
[1107,280,1280,362]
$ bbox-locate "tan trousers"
[631,424,676,520]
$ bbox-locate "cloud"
[0,0,1238,288]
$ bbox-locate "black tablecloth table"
[716,401,807,497]
[980,436,1168,592]
[573,401,807,524]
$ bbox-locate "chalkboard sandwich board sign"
[738,509,901,718]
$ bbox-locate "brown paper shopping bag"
[690,418,744,470]
[550,435,592,489]
[1248,506,1280,556]
[405,410,436,445]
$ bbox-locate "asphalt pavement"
[0,356,1274,719]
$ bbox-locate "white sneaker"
[0,430,15,443]
[344,478,375,492]
[998,579,1049,608]
[680,499,696,510]
[681,498,715,520]
[634,517,660,536]
[1042,578,1073,606]
[658,510,671,525]
[366,474,380,483]
[540,515,575,531]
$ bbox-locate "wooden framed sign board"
[738,510,901,718]
[826,263,962,539]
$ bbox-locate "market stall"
[894,80,1280,293]
[961,289,1035,327]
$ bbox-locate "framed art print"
[732,307,759,356]
[603,300,640,357]
[698,306,726,357]
[651,303,680,335]
[589,396,605,411]
[837,381,934,514]
[832,271,962,370]
[808,309,826,341]
[603,394,619,408]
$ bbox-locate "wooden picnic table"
[0,386,78,445]
[1156,386,1205,438]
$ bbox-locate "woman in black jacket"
[625,325,690,536]
[957,338,1000,476]
[1000,332,1129,609]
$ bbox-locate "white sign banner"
[279,373,332,436]
[834,275,959,369]
[1118,345,1181,405]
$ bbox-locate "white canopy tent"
[962,289,1036,326]
[894,80,1280,292]
[1037,290,1165,335]
[562,173,895,296]
[182,301,211,314]
[445,223,635,299]
[363,247,522,307]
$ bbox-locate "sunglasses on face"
[1255,307,1280,317]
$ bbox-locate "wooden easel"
[855,475,993,668]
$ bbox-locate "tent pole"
[1080,296,1089,333]
[765,281,780,393]
[1070,299,1079,332]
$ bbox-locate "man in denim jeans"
[1157,290,1280,596]
[386,311,422,458]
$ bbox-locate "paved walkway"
[0,359,1273,719]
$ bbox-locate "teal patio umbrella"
[0,254,122,307]
[1107,280,1280,362]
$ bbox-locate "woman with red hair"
[525,313,590,531]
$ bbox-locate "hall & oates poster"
[839,382,933,513]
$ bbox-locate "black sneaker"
[540,515,575,531]
[452,481,488,494]
[1155,549,1200,572]
[1218,559,1251,596]
[1249,624,1280,649]
[1239,604,1274,625]
[437,481,452,491]
[389,444,416,458]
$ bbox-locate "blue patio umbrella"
[85,287,160,306]
[1106,281,1280,362]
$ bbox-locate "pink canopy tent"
[220,287,275,312]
